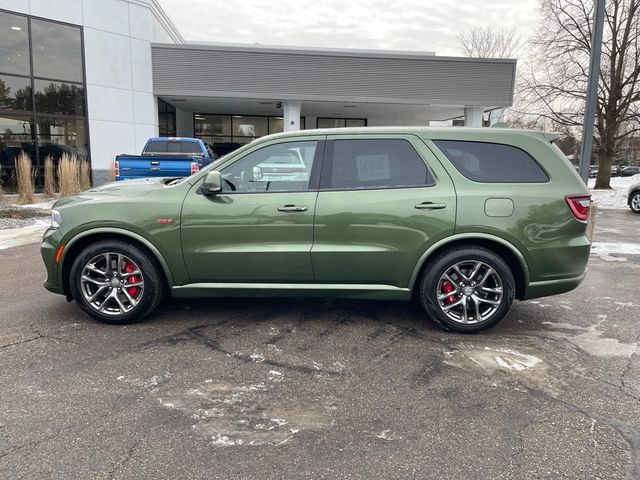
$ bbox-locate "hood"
[54,177,172,208]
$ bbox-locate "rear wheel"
[419,246,515,333]
[630,191,640,213]
[69,240,165,324]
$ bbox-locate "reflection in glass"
[0,112,34,185]
[318,118,367,129]
[34,79,84,116]
[0,13,30,76]
[37,116,88,159]
[195,115,232,137]
[234,116,268,139]
[31,19,83,82]
[269,117,284,134]
[0,74,32,111]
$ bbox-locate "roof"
[257,126,556,141]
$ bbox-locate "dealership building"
[0,0,516,185]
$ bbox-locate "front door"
[311,135,457,287]
[181,138,324,283]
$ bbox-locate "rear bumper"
[523,271,586,300]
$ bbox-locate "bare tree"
[457,25,523,58]
[522,0,640,188]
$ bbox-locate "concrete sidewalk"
[0,224,48,250]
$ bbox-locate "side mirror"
[202,171,222,195]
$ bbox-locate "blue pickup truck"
[115,137,217,181]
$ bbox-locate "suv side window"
[433,140,549,183]
[323,139,434,190]
[220,140,318,193]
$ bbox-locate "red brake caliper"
[124,261,140,298]
[441,280,456,304]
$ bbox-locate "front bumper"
[41,227,64,295]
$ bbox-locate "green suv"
[40,127,592,333]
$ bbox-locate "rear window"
[181,142,202,154]
[324,139,434,190]
[144,140,202,154]
[145,141,167,153]
[433,140,549,183]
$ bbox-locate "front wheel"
[419,246,515,333]
[69,240,165,324]
[630,191,640,214]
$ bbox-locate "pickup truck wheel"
[69,240,164,324]
[630,191,640,213]
[419,246,515,333]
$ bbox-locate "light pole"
[579,0,606,184]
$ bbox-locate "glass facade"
[193,113,305,156]
[158,99,176,136]
[0,10,88,189]
[317,117,367,128]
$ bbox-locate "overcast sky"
[159,0,539,57]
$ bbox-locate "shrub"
[79,160,91,191]
[108,161,116,182]
[15,151,35,204]
[57,153,81,197]
[44,155,56,196]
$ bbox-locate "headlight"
[51,209,63,229]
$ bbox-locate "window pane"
[269,117,283,134]
[34,79,84,116]
[0,112,35,178]
[194,114,231,137]
[37,116,88,159]
[221,141,317,192]
[318,118,345,129]
[145,141,167,153]
[328,139,433,190]
[433,140,549,183]
[234,116,268,139]
[0,13,30,76]
[0,74,32,111]
[31,20,83,82]
[181,142,201,154]
[346,119,366,127]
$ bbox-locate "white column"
[464,106,485,127]
[282,100,302,131]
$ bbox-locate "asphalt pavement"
[1,208,639,479]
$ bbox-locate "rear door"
[311,134,456,288]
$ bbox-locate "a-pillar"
[464,106,485,127]
[282,100,302,131]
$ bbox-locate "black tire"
[69,239,165,324]
[630,191,640,214]
[419,246,515,333]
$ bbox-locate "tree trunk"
[594,145,613,189]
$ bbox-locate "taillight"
[565,194,591,221]
[190,162,199,175]
[114,160,119,178]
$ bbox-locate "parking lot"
[1,208,639,479]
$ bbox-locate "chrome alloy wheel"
[436,260,504,325]
[632,193,640,212]
[80,252,145,316]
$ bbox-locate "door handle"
[150,167,160,172]
[415,202,446,210]
[278,204,308,212]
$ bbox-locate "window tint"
[434,140,549,183]
[182,142,202,154]
[325,139,433,190]
[145,141,167,153]
[221,141,318,193]
[167,141,181,153]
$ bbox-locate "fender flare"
[58,227,176,287]
[408,233,531,290]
